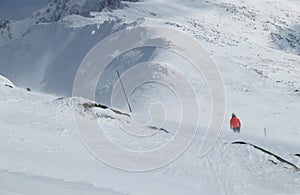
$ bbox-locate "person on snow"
[230,113,241,133]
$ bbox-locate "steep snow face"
[0,20,138,95]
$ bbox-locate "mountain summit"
[32,0,132,23]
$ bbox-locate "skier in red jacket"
[230,113,241,133]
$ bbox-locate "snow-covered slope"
[0,0,300,194]
[0,76,299,195]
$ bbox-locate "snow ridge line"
[232,141,299,171]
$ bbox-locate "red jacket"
[230,117,241,129]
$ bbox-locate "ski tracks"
[199,142,234,195]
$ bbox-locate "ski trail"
[198,142,235,195]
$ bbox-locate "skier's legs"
[233,128,240,133]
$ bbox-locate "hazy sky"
[0,0,48,21]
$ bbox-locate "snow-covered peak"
[31,0,135,23]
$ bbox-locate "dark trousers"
[233,127,240,133]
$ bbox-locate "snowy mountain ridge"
[0,0,299,94]
[0,0,138,45]
[32,0,139,23]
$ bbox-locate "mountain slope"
[0,0,300,194]
[0,76,299,195]
[0,0,299,94]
